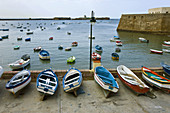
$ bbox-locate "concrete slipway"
[0,78,170,113]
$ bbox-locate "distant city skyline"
[0,0,170,19]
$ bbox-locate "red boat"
[72,42,78,46]
[92,52,101,61]
[116,41,122,46]
[162,43,170,47]
[49,37,53,40]
[150,49,163,54]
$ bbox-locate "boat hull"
[150,49,163,54]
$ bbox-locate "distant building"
[148,7,170,14]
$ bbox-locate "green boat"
[14,45,20,50]
[67,56,76,63]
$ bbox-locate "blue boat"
[111,53,119,60]
[37,69,58,95]
[25,38,31,41]
[160,62,170,76]
[0,38,2,41]
[95,45,103,52]
[94,66,119,97]
[39,50,50,60]
[63,67,82,96]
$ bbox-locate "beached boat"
[26,31,33,35]
[58,45,63,50]
[162,43,170,47]
[164,41,170,45]
[14,45,20,50]
[95,45,103,52]
[8,54,30,70]
[111,53,119,60]
[37,69,58,95]
[63,67,82,96]
[6,70,31,94]
[0,66,4,78]
[17,37,22,41]
[65,47,72,51]
[25,38,31,41]
[67,56,76,63]
[1,35,8,39]
[49,37,53,40]
[141,66,170,93]
[117,65,149,95]
[160,62,170,76]
[139,37,149,43]
[39,50,50,60]
[150,49,163,54]
[72,42,78,46]
[94,66,119,95]
[34,46,42,51]
[162,49,170,53]
[92,52,101,61]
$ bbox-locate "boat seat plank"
[39,78,57,84]
[65,76,80,84]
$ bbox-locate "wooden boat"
[25,38,31,41]
[114,36,120,39]
[17,37,22,41]
[150,49,163,54]
[26,31,33,35]
[141,66,170,93]
[116,41,122,46]
[0,38,2,41]
[160,62,170,76]
[139,37,149,43]
[67,56,76,63]
[39,50,50,60]
[37,69,58,95]
[117,65,149,95]
[34,46,42,51]
[110,38,120,42]
[72,42,78,46]
[94,66,119,95]
[63,67,82,96]
[0,66,4,78]
[162,43,170,47]
[8,54,30,70]
[111,53,119,60]
[92,52,101,61]
[95,45,103,52]
[162,49,170,53]
[49,37,53,40]
[6,70,31,94]
[14,45,20,50]
[164,41,170,45]
[1,35,8,39]
[58,45,63,50]
[65,47,72,51]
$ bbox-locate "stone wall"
[117,14,170,35]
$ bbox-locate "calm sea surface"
[0,19,169,71]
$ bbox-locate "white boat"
[65,47,72,51]
[164,41,170,45]
[139,37,149,43]
[8,54,30,70]
[116,41,123,46]
[0,66,4,78]
[6,70,31,94]
[162,49,170,53]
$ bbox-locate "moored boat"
[162,49,170,53]
[25,38,31,41]
[65,47,72,51]
[26,31,33,35]
[63,67,82,96]
[114,36,120,39]
[1,35,8,39]
[0,66,4,78]
[67,56,76,63]
[164,41,170,45]
[111,53,119,60]
[162,43,170,47]
[17,37,22,41]
[72,42,78,46]
[150,49,163,54]
[0,38,2,41]
[58,45,63,50]
[117,65,149,95]
[160,62,170,76]
[95,45,103,52]
[34,46,42,51]
[92,52,101,61]
[94,66,119,96]
[36,69,58,95]
[14,45,20,50]
[139,37,149,43]
[6,70,31,94]
[39,50,50,60]
[49,37,53,40]
[141,66,170,93]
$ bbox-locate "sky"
[0,0,170,19]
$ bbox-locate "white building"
[148,7,170,14]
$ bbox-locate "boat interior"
[10,71,29,85]
[64,70,80,85]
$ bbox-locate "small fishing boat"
[67,32,71,35]
[92,52,101,61]
[110,38,120,42]
[95,45,103,52]
[17,37,22,41]
[49,37,53,40]
[0,66,4,78]
[150,49,163,54]
[116,41,122,46]
[162,49,170,53]
[34,46,42,51]
[162,43,170,47]
[0,38,2,41]
[114,36,120,39]
[141,66,170,93]
[160,62,170,76]
[20,29,23,32]
[14,45,20,50]
[57,27,61,30]
[65,47,72,51]
[26,31,33,35]
[8,54,30,70]
[25,38,31,41]
[1,35,8,39]
[39,50,50,60]
[115,48,121,52]
[37,69,58,95]
[63,67,82,96]
[94,66,119,95]
[111,53,119,60]
[164,41,170,45]
[58,45,63,50]
[72,42,78,46]
[139,37,149,43]
[6,70,31,94]
[117,65,149,95]
[67,56,76,63]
